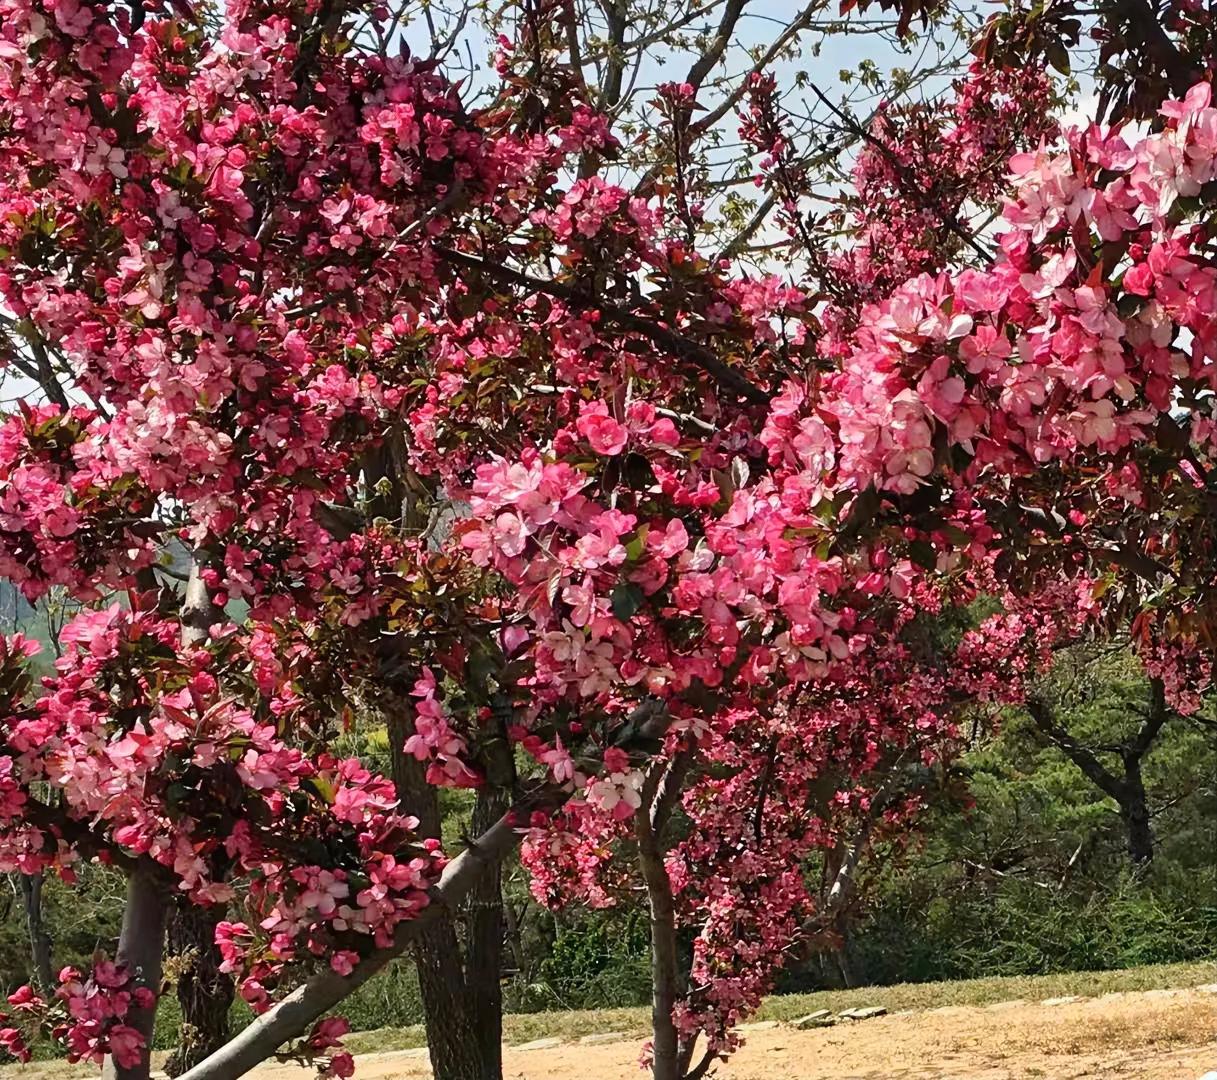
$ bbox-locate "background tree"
[1026,650,1179,870]
[844,646,1217,985]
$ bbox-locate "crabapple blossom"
[1,0,1215,1077]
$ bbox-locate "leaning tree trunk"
[174,803,542,1080]
[19,870,54,991]
[165,903,235,1076]
[387,713,494,1080]
[173,701,670,1080]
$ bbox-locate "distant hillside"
[0,579,58,669]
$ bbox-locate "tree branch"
[1112,0,1199,97]
[651,744,697,834]
[1026,696,1126,803]
[1126,676,1170,760]
[177,701,672,1080]
[177,790,559,1080]
[806,81,992,263]
[435,247,771,404]
[683,0,750,94]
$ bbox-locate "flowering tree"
[2,1,1217,1080]
[0,2,971,1079]
[198,61,1217,1076]
[519,574,1093,1075]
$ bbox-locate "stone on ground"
[791,1010,835,1029]
[1039,995,1083,1006]
[839,1006,887,1020]
[579,1032,628,1045]
[514,1037,563,1051]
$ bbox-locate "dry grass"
[258,983,1217,1080]
[338,959,1217,1054]
[4,960,1215,1078]
[751,960,1217,1024]
[1004,997,1217,1057]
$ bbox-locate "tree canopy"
[0,1,1214,1079]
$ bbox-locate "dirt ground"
[247,986,1217,1080]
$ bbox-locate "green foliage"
[150,963,427,1050]
[855,867,1217,985]
[524,911,652,1011]
[0,865,124,994]
[825,646,1217,988]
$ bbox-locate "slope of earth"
[247,986,1217,1080]
[3,970,1215,1080]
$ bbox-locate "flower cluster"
[830,61,1058,307]
[0,963,151,1068]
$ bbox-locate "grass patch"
[4,959,1214,1075]
[346,959,1216,1052]
[751,959,1217,1023]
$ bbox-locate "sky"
[1,0,1101,412]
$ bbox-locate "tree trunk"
[368,443,496,1077]
[464,782,510,1074]
[635,804,682,1080]
[165,903,235,1077]
[833,924,865,989]
[1120,757,1154,868]
[174,701,670,1080]
[174,804,542,1080]
[387,713,493,1080]
[501,899,527,977]
[103,861,170,1080]
[19,870,54,990]
[411,921,489,1080]
[1026,694,1163,874]
[104,549,213,1080]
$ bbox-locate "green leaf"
[624,528,648,563]
[611,582,645,622]
[909,539,938,571]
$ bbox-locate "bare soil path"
[248,985,1217,1080]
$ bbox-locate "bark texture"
[165,903,235,1077]
[388,713,496,1080]
[19,870,54,991]
[102,861,170,1080]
